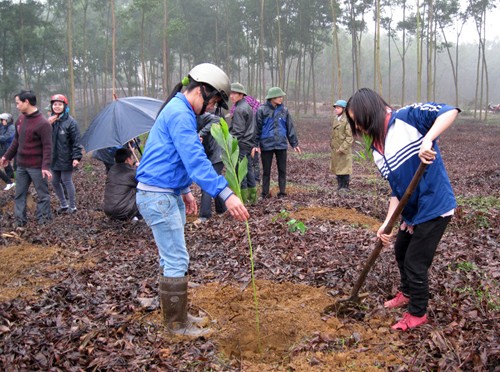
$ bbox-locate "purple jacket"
[4,111,52,170]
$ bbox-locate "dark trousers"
[52,170,77,209]
[0,169,10,183]
[394,216,452,316]
[15,167,52,225]
[252,152,261,182]
[200,162,226,219]
[239,150,256,190]
[336,174,350,190]
[261,149,287,197]
[0,163,14,183]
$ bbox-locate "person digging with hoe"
[346,88,458,331]
[136,63,249,338]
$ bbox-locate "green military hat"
[230,82,247,95]
[265,87,286,100]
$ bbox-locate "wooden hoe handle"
[348,162,428,299]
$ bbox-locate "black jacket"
[103,163,138,220]
[197,113,223,165]
[51,115,83,171]
[229,99,255,151]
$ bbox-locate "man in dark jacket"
[229,82,257,204]
[1,90,52,226]
[103,148,140,220]
[195,113,226,223]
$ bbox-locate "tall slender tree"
[67,0,76,113]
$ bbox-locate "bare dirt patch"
[0,243,59,301]
[292,206,381,232]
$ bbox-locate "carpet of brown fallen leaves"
[0,114,498,371]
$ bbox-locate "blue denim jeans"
[136,190,189,277]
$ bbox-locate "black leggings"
[0,163,14,183]
[394,215,452,316]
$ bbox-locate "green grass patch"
[456,195,499,228]
[296,152,329,160]
[457,195,500,211]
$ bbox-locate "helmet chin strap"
[199,85,218,115]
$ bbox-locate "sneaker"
[68,207,77,214]
[57,206,69,214]
[3,183,15,191]
[384,292,410,309]
[193,217,208,225]
[391,312,428,331]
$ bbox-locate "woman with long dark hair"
[346,88,459,331]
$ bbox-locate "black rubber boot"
[336,175,342,190]
[159,276,210,337]
[338,175,350,190]
[344,175,350,190]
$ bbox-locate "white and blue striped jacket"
[373,102,457,225]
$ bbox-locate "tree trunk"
[330,0,342,100]
[67,0,75,114]
[259,0,266,98]
[19,0,29,87]
[81,0,89,126]
[275,0,283,87]
[310,48,317,116]
[141,8,147,95]
[374,0,382,93]
[401,0,406,106]
[111,0,116,99]
[416,0,421,101]
[387,19,392,104]
[426,0,434,101]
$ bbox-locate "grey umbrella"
[81,96,164,153]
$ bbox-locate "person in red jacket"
[1,90,53,227]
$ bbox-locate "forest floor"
[0,114,499,371]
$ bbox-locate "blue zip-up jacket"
[373,102,458,225]
[0,122,15,156]
[255,101,299,151]
[136,93,231,199]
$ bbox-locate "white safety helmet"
[188,63,230,110]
